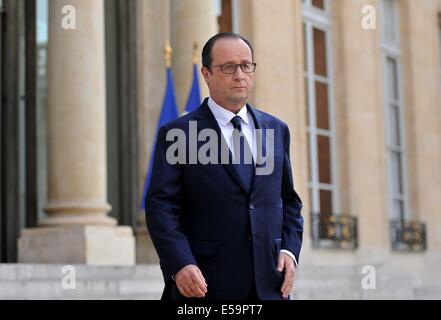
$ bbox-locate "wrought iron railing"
[390,219,427,252]
[311,212,358,250]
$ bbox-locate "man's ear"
[201,66,210,86]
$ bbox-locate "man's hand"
[175,264,208,298]
[277,252,297,299]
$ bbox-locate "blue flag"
[141,68,179,209]
[184,64,202,113]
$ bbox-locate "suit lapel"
[247,105,268,193]
[193,99,250,194]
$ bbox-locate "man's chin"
[228,94,248,105]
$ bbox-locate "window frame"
[303,2,339,216]
[380,0,410,221]
[303,0,330,15]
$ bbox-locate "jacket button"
[248,234,252,240]
[249,202,255,210]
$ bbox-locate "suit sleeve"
[281,123,304,264]
[144,125,196,280]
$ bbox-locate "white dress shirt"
[207,97,297,266]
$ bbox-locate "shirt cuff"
[280,249,298,266]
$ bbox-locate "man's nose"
[233,65,245,79]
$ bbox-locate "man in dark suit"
[145,32,303,300]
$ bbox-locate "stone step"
[413,286,441,299]
[293,289,362,300]
[1,264,440,299]
[0,279,164,300]
[0,264,162,281]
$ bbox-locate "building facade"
[1,0,441,298]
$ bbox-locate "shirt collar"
[207,97,249,127]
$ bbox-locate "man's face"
[201,38,255,112]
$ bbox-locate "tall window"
[302,0,337,216]
[216,0,239,33]
[381,0,408,221]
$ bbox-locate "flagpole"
[183,42,202,114]
[192,42,198,64]
[165,44,172,68]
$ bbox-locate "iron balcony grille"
[390,219,427,252]
[311,212,358,250]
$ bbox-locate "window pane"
[320,189,333,214]
[317,135,332,183]
[305,80,309,125]
[214,0,222,16]
[386,57,399,100]
[388,104,401,146]
[309,187,314,212]
[390,151,403,195]
[307,133,313,181]
[313,28,327,77]
[37,0,49,220]
[217,0,233,33]
[315,81,329,130]
[312,0,325,10]
[392,199,404,220]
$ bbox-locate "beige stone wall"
[400,0,441,251]
[332,0,389,251]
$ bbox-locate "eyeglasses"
[210,62,257,74]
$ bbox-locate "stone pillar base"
[18,226,135,265]
[135,228,159,264]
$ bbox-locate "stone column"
[401,0,441,251]
[333,0,389,252]
[18,0,135,265]
[171,0,217,111]
[401,0,441,281]
[135,0,170,264]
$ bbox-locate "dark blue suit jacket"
[145,98,303,300]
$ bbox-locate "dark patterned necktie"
[230,116,255,192]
